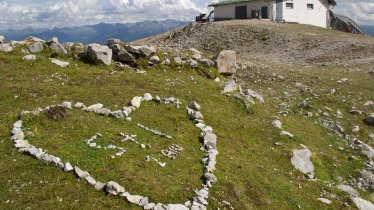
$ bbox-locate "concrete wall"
[214,0,276,20]
[276,0,330,28]
[214,0,331,28]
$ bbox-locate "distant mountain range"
[362,25,374,36]
[0,20,190,44]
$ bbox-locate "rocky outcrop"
[47,37,67,54]
[28,42,44,53]
[214,50,237,75]
[86,44,112,66]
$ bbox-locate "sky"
[0,0,373,30]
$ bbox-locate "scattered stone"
[28,42,43,53]
[203,133,217,149]
[85,176,97,185]
[214,50,236,75]
[126,45,156,57]
[51,59,69,67]
[291,148,314,175]
[317,198,332,205]
[364,114,374,126]
[280,130,294,138]
[94,181,106,191]
[85,103,103,112]
[337,78,349,83]
[359,169,374,192]
[200,58,214,67]
[131,96,142,108]
[118,49,135,63]
[188,101,201,111]
[167,204,189,210]
[221,79,241,94]
[364,101,374,108]
[64,162,74,172]
[161,144,183,159]
[105,181,125,195]
[352,125,360,133]
[86,44,112,66]
[126,195,143,205]
[22,54,36,61]
[143,93,153,101]
[272,120,282,129]
[188,59,198,68]
[0,44,13,52]
[162,58,171,65]
[242,89,264,104]
[149,55,160,65]
[107,38,121,46]
[174,57,183,65]
[74,166,89,178]
[337,184,359,197]
[332,124,344,134]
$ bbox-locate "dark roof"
[210,0,337,7]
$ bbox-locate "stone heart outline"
[10,93,218,210]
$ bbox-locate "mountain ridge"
[1,20,190,44]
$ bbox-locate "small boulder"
[221,79,241,94]
[143,93,153,101]
[352,197,374,210]
[28,42,43,53]
[0,35,4,44]
[86,44,112,66]
[272,120,282,129]
[188,59,198,68]
[203,133,217,149]
[364,114,374,126]
[118,49,135,63]
[291,148,314,175]
[22,54,36,61]
[107,38,121,46]
[200,58,214,67]
[317,198,332,205]
[188,101,201,111]
[0,44,13,52]
[131,96,142,108]
[214,50,236,75]
[149,55,160,65]
[105,181,125,195]
[51,59,69,67]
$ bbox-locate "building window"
[286,3,294,9]
[307,4,314,10]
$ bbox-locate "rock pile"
[161,144,183,159]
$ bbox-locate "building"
[209,0,337,28]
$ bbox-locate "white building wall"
[277,0,330,28]
[213,0,331,28]
[214,0,276,20]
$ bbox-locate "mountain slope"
[137,20,374,66]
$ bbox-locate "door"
[235,6,247,19]
[261,6,268,19]
[251,10,259,19]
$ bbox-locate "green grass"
[0,45,373,210]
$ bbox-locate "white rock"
[280,130,294,138]
[86,44,112,66]
[28,42,43,53]
[64,162,74,172]
[317,198,332,204]
[126,195,143,205]
[221,79,241,94]
[167,204,189,210]
[337,184,359,197]
[74,166,89,178]
[272,120,282,129]
[51,59,69,67]
[105,181,125,195]
[364,101,374,107]
[131,96,142,108]
[22,54,36,61]
[188,101,201,110]
[203,133,217,149]
[0,44,13,52]
[74,102,85,108]
[61,102,72,109]
[144,203,156,209]
[85,176,96,185]
[352,197,374,210]
[94,181,106,191]
[143,93,153,101]
[215,50,236,75]
[85,104,103,112]
[291,149,314,175]
[362,143,374,160]
[149,55,160,64]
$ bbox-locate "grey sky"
[0,0,373,30]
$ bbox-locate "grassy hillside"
[1,21,374,209]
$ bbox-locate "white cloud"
[0,0,206,29]
[0,0,372,29]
